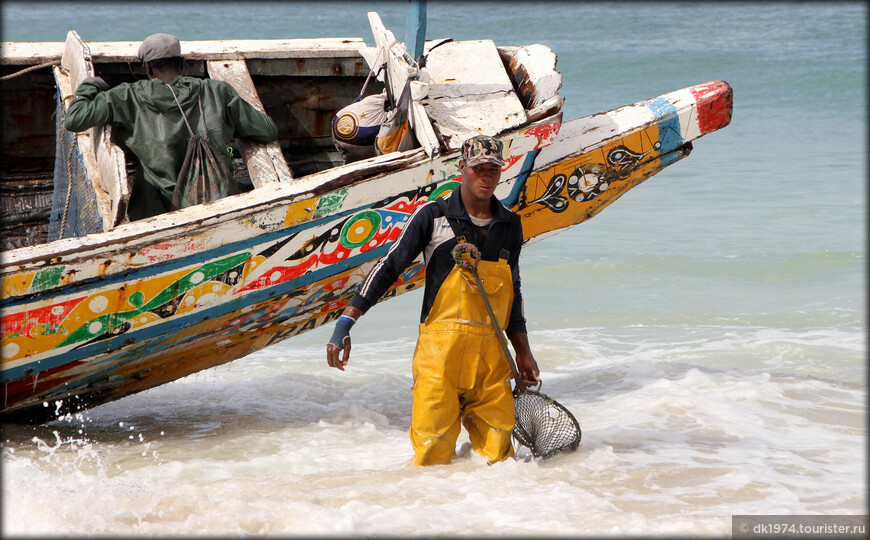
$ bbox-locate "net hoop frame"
[512,387,582,459]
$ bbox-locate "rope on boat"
[59,136,75,237]
[0,61,60,80]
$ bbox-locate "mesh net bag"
[513,388,582,459]
[49,90,103,242]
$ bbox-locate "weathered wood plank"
[419,40,527,149]
[245,57,370,77]
[2,38,368,65]
[59,31,130,229]
[409,92,440,156]
[0,42,65,64]
[54,62,116,234]
[526,95,564,123]
[54,64,109,225]
[60,32,93,93]
[501,44,562,110]
[206,59,294,186]
[366,12,440,157]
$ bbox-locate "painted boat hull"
[0,79,732,423]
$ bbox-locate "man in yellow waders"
[326,135,540,465]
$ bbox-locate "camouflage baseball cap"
[461,135,505,168]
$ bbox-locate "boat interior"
[1,26,562,252]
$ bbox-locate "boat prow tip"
[691,80,734,134]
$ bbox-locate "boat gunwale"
[0,146,433,271]
[0,38,371,65]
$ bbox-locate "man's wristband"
[328,315,356,349]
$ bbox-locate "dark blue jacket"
[350,186,528,336]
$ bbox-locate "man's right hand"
[82,76,109,92]
[326,314,356,371]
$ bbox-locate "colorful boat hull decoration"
[1,80,732,422]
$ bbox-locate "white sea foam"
[3,328,865,536]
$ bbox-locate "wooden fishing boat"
[0,13,732,423]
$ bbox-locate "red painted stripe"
[1,296,87,339]
[3,361,84,409]
[690,80,734,135]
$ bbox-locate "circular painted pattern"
[429,181,461,200]
[566,165,608,202]
[341,210,382,249]
[1,343,19,359]
[334,113,359,140]
[89,295,109,313]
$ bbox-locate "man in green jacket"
[64,33,279,221]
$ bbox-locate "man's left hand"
[508,332,541,387]
[515,349,541,387]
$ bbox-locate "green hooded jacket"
[64,76,279,220]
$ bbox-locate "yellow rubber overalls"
[410,253,515,465]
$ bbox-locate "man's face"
[459,161,502,204]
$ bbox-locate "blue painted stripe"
[501,149,541,207]
[1,243,393,383]
[647,97,685,167]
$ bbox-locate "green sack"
[167,86,237,209]
[173,124,237,209]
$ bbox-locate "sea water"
[1,1,866,536]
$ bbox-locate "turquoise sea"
[2,1,866,536]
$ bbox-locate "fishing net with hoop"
[512,387,582,459]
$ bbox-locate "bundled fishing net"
[49,91,103,242]
[512,387,582,459]
[450,239,582,459]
